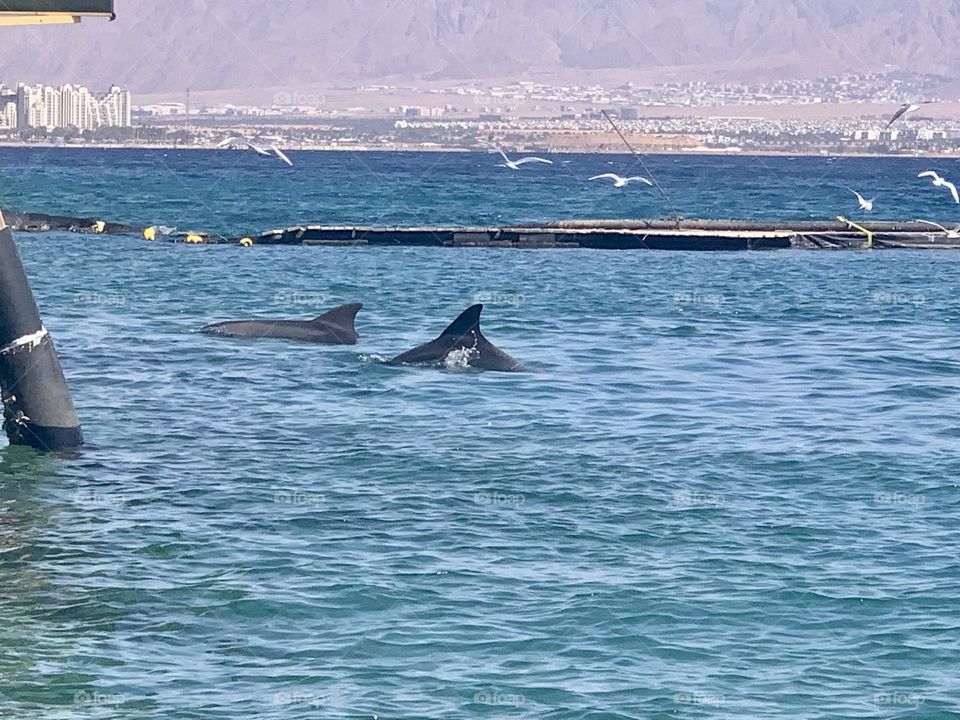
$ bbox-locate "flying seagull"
[219,136,292,165]
[494,147,553,171]
[849,189,874,212]
[918,170,960,204]
[887,102,932,127]
[915,219,960,238]
[590,173,654,188]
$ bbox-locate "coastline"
[0,141,955,158]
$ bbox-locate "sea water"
[0,150,958,718]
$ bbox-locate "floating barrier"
[1,208,140,235]
[4,208,960,250]
[225,220,960,251]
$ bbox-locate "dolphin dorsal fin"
[313,303,362,330]
[440,304,483,337]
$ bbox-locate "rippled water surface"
[1,151,959,719]
[2,147,960,232]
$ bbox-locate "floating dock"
[5,208,960,250]
[220,219,960,250]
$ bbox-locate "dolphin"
[387,304,524,372]
[200,303,362,344]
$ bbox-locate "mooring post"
[0,212,83,451]
[0,2,116,451]
[836,216,874,250]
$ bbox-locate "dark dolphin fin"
[388,304,524,371]
[439,304,483,337]
[313,303,362,332]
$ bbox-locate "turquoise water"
[1,151,960,719]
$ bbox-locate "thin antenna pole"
[601,110,682,228]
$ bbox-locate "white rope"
[0,327,48,355]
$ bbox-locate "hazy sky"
[0,1,954,95]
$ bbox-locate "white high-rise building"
[61,84,84,129]
[1,101,16,129]
[101,85,131,127]
[42,85,62,128]
[0,84,16,129]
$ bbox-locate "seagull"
[915,219,960,238]
[918,170,960,204]
[493,147,553,170]
[220,135,292,165]
[849,189,874,212]
[268,145,293,167]
[887,101,932,127]
[590,173,654,188]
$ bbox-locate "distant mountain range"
[1,0,959,95]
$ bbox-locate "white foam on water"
[443,346,479,371]
[359,353,389,364]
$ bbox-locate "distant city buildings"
[0,71,957,154]
[400,105,445,118]
[120,72,950,130]
[0,82,132,131]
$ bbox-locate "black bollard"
[0,217,83,451]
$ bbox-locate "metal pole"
[601,110,682,229]
[0,213,83,451]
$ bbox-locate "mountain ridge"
[0,0,957,94]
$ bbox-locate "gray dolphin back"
[200,302,362,345]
